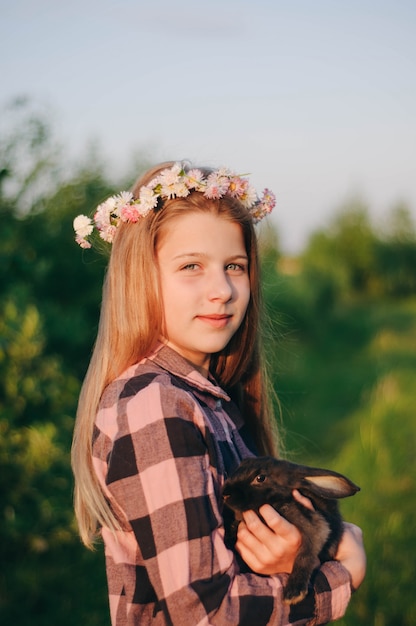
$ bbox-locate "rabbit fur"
[222,456,360,604]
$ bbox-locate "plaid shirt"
[93,344,352,625]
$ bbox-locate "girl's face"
[157,211,251,377]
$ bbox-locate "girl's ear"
[301,473,360,499]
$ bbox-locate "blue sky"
[2,0,415,251]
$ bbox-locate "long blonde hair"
[71,162,278,547]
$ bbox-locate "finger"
[240,508,301,557]
[241,510,271,540]
[257,505,299,539]
[292,489,315,511]
[236,522,284,572]
[236,515,300,576]
[237,515,282,557]
[236,521,271,560]
[241,508,291,542]
[258,505,302,552]
[235,538,266,572]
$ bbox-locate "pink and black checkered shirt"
[92,343,352,625]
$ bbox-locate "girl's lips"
[196,314,232,328]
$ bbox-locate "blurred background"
[1,1,415,624]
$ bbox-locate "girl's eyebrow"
[172,252,249,261]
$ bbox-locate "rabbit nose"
[223,494,230,502]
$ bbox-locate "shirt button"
[216,399,222,409]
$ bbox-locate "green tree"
[374,203,416,296]
[0,99,112,624]
[302,198,378,297]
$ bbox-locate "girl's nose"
[208,270,233,302]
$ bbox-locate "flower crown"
[73,162,276,248]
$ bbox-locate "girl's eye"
[181,263,199,271]
[226,263,246,272]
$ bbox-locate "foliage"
[263,208,416,626]
[1,99,416,625]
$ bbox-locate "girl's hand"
[335,522,366,591]
[234,493,366,588]
[235,504,302,575]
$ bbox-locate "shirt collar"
[148,342,231,402]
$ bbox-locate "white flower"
[105,196,117,210]
[171,181,190,198]
[239,185,258,208]
[158,162,182,187]
[139,186,159,213]
[146,175,161,190]
[115,191,133,206]
[157,163,188,199]
[73,214,93,238]
[185,169,205,191]
[114,192,134,216]
[94,199,113,226]
[216,167,234,178]
[160,181,189,199]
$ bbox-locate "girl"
[72,162,366,625]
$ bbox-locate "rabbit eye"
[255,474,267,483]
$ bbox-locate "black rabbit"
[222,456,360,604]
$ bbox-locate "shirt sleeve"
[96,378,352,626]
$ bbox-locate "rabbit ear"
[303,473,360,499]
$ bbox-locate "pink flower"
[228,176,249,198]
[99,224,117,243]
[261,188,276,212]
[204,172,230,199]
[120,204,141,223]
[75,235,92,248]
[250,189,276,222]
